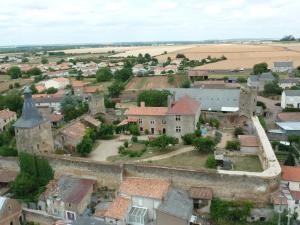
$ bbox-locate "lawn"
[275,152,288,164]
[231,155,263,172]
[142,151,208,170]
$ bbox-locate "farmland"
[156,43,300,70]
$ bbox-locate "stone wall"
[201,111,240,128]
[23,209,58,225]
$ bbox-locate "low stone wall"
[23,209,58,225]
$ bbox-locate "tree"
[26,67,42,76]
[180,79,191,88]
[193,137,216,153]
[256,101,266,110]
[280,35,296,42]
[225,140,240,151]
[22,57,29,63]
[176,53,186,59]
[61,96,89,121]
[96,124,115,139]
[114,67,133,82]
[234,127,244,137]
[76,136,93,157]
[237,77,247,83]
[96,67,113,82]
[7,66,22,79]
[0,93,24,114]
[46,87,58,94]
[205,155,217,169]
[149,135,177,150]
[30,84,38,94]
[284,153,296,166]
[41,57,49,64]
[137,90,171,107]
[128,123,140,136]
[181,133,196,145]
[252,62,269,75]
[263,81,282,96]
[108,81,125,98]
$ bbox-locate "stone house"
[281,90,300,109]
[38,176,96,222]
[247,72,275,91]
[44,77,70,90]
[188,187,213,214]
[125,95,201,139]
[238,135,259,154]
[0,109,17,132]
[0,196,23,225]
[273,61,294,73]
[156,188,193,225]
[14,86,54,154]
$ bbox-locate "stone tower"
[239,87,257,117]
[14,86,54,154]
[88,94,105,116]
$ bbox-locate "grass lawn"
[0,75,10,82]
[207,73,250,79]
[275,152,288,164]
[231,155,263,172]
[142,151,208,170]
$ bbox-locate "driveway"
[257,96,281,128]
[89,139,123,162]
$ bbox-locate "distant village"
[1,46,300,225]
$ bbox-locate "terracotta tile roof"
[83,115,101,127]
[49,113,64,123]
[277,112,300,122]
[52,77,69,83]
[167,95,200,115]
[36,85,46,93]
[105,197,131,220]
[126,105,168,116]
[291,191,300,200]
[32,90,65,99]
[281,166,300,182]
[238,135,259,147]
[84,86,98,93]
[119,177,171,200]
[72,80,87,87]
[60,121,86,140]
[189,187,213,200]
[0,170,18,183]
[0,109,16,120]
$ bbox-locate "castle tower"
[14,86,54,154]
[88,94,105,116]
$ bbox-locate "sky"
[0,0,300,46]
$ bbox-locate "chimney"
[140,102,145,107]
[167,95,172,109]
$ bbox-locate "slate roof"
[276,122,300,131]
[157,187,193,221]
[163,88,240,111]
[279,78,299,84]
[274,61,293,68]
[14,86,47,128]
[284,90,300,97]
[167,95,200,115]
[44,176,96,205]
[260,72,275,81]
[119,177,171,200]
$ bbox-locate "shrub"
[181,133,196,145]
[124,141,129,148]
[193,136,216,153]
[144,129,149,135]
[225,140,240,151]
[131,136,138,143]
[128,123,140,136]
[258,116,267,130]
[256,101,266,110]
[149,135,177,150]
[0,147,18,157]
[209,118,220,128]
[284,152,295,166]
[76,136,93,157]
[205,155,217,169]
[214,131,222,144]
[234,127,244,137]
[97,124,115,139]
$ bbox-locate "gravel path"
[89,139,123,162]
[139,146,194,162]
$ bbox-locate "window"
[150,120,155,124]
[140,127,143,132]
[175,115,181,121]
[138,118,143,124]
[176,126,181,133]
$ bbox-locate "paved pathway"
[139,146,194,162]
[89,139,123,161]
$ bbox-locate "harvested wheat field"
[55,44,195,56]
[156,43,300,70]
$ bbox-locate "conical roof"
[14,86,46,128]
